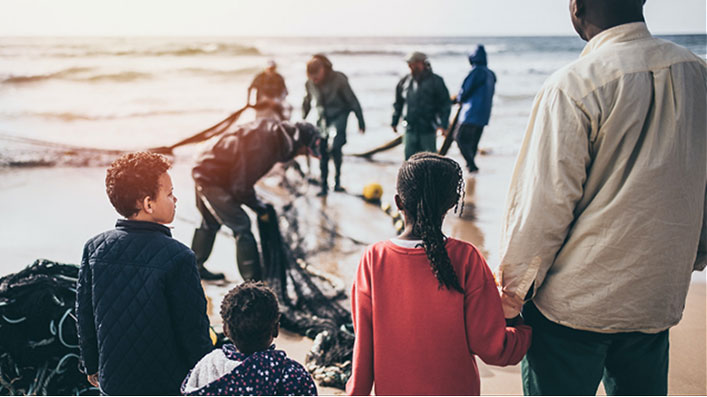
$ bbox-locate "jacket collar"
[581,22,651,57]
[115,219,172,237]
[223,343,277,360]
[412,67,432,82]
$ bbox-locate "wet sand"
[0,136,704,395]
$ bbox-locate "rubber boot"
[334,176,345,192]
[235,232,262,281]
[191,228,225,281]
[333,149,345,192]
[318,138,329,196]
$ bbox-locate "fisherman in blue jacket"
[454,45,496,172]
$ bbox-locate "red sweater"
[346,238,531,396]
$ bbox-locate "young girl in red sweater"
[346,153,531,396]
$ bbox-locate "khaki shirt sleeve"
[695,183,707,271]
[499,86,592,299]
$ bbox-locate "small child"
[76,152,213,395]
[181,282,317,396]
[346,152,532,396]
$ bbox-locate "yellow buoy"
[363,183,383,202]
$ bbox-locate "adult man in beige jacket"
[498,0,706,394]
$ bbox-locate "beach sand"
[0,138,704,395]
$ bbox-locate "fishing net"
[257,203,355,389]
[0,259,98,396]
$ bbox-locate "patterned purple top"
[181,344,317,396]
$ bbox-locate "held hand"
[500,289,524,319]
[436,127,446,137]
[87,373,99,387]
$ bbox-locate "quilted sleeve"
[76,243,99,374]
[167,250,214,368]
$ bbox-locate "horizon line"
[2,32,705,39]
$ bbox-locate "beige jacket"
[500,23,707,333]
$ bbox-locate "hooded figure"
[454,44,496,172]
[190,119,320,281]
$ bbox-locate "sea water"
[1,35,703,159]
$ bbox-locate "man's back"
[191,119,290,198]
[304,70,363,126]
[393,69,451,133]
[503,23,706,332]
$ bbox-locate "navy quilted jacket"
[76,219,214,395]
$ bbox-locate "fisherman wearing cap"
[392,51,451,160]
[303,54,366,196]
[454,45,496,173]
[248,60,289,119]
[190,119,321,281]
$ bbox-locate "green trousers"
[403,130,436,160]
[522,302,669,396]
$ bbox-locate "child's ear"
[394,194,404,211]
[272,316,280,338]
[141,196,153,214]
[222,323,231,341]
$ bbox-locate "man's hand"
[392,126,398,133]
[358,128,365,135]
[500,288,524,319]
[87,373,99,388]
[436,127,446,137]
[254,202,274,223]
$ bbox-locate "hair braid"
[397,152,465,293]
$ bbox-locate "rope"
[58,308,79,349]
[0,132,127,155]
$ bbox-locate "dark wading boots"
[191,228,263,282]
[191,228,226,280]
[235,232,262,281]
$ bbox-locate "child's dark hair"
[220,282,280,353]
[396,152,465,293]
[105,152,171,218]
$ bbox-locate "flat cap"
[405,51,428,63]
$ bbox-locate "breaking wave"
[1,108,223,122]
[2,65,262,85]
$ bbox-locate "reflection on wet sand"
[447,175,488,260]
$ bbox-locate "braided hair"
[396,152,465,293]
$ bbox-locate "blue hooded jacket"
[457,45,496,126]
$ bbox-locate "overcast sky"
[2,0,705,37]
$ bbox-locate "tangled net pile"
[0,259,97,395]
[258,203,356,390]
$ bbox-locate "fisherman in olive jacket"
[392,52,451,160]
[303,54,365,195]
